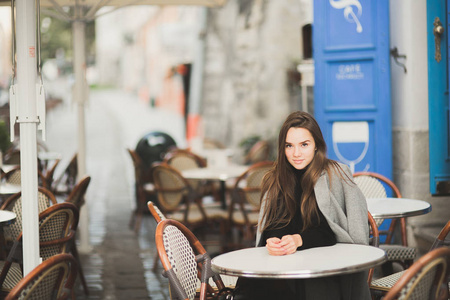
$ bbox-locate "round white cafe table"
[0,210,16,226]
[181,164,248,182]
[0,164,19,174]
[0,183,21,195]
[211,244,386,279]
[367,198,432,219]
[182,164,248,209]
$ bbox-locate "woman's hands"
[266,234,303,256]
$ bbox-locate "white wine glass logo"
[332,121,369,173]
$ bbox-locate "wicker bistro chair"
[381,247,450,300]
[148,201,237,292]
[353,172,416,272]
[164,149,208,171]
[163,148,220,204]
[227,161,273,249]
[244,140,270,165]
[127,149,156,233]
[5,253,78,300]
[370,220,450,299]
[65,176,91,211]
[155,219,233,300]
[0,202,79,295]
[151,163,227,231]
[1,187,57,246]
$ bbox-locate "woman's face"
[285,127,316,170]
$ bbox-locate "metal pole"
[72,19,91,252]
[16,0,40,274]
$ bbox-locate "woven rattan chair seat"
[371,270,405,292]
[381,244,416,261]
[231,211,260,225]
[203,206,228,219]
[168,210,204,224]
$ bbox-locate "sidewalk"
[45,89,186,299]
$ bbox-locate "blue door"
[427,0,450,195]
[313,0,392,178]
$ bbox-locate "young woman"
[229,111,370,300]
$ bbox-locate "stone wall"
[201,0,307,159]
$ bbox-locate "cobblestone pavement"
[45,89,186,299]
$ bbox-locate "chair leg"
[134,211,143,233]
[71,241,89,295]
[129,209,136,229]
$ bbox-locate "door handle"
[433,17,444,63]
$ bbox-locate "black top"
[258,168,336,249]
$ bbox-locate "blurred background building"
[0,0,447,255]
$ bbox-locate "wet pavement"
[45,88,187,299]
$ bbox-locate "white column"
[15,0,40,274]
[72,20,91,252]
[187,7,207,145]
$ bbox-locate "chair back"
[147,201,166,223]
[164,148,207,171]
[5,253,78,300]
[52,153,78,196]
[1,187,57,242]
[244,140,270,165]
[227,161,271,249]
[65,176,91,210]
[3,167,49,189]
[353,172,401,197]
[353,171,406,245]
[383,247,450,300]
[39,202,79,260]
[155,219,227,300]
[164,149,207,193]
[151,163,191,214]
[232,161,272,209]
[430,220,450,251]
[3,166,21,186]
[0,203,78,293]
[41,159,61,191]
[128,148,147,185]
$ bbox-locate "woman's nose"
[293,147,301,157]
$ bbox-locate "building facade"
[199,0,448,252]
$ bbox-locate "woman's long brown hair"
[259,111,348,232]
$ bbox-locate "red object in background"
[176,64,188,76]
